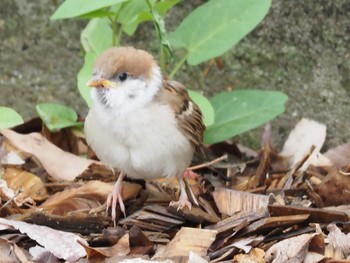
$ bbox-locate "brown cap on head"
[93,47,156,81]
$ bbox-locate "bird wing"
[155,80,205,148]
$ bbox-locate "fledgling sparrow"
[84,47,205,222]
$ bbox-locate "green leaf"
[0,107,24,130]
[118,0,156,35]
[153,0,181,15]
[77,52,97,107]
[51,0,129,20]
[188,90,214,127]
[79,9,116,19]
[81,17,113,54]
[204,90,288,144]
[35,103,82,132]
[168,0,271,65]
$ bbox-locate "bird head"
[87,47,162,112]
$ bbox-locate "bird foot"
[106,173,125,226]
[182,169,199,180]
[169,194,192,211]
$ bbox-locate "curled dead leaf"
[1,129,94,181]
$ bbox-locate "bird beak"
[86,76,118,89]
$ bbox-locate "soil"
[0,0,349,149]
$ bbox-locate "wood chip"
[268,205,349,223]
[241,214,310,235]
[153,227,217,259]
[167,205,220,224]
[213,188,270,217]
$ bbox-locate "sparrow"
[84,47,205,222]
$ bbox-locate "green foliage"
[204,90,288,144]
[168,0,271,66]
[51,0,128,20]
[77,52,96,107]
[188,90,214,127]
[49,0,288,144]
[81,18,113,54]
[0,107,24,130]
[35,103,83,132]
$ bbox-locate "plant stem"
[168,52,188,79]
[110,2,125,47]
[117,25,124,46]
[160,46,166,74]
[109,16,117,46]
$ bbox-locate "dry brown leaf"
[0,218,87,261]
[234,248,265,263]
[304,252,325,263]
[153,227,217,259]
[1,129,94,181]
[316,169,350,206]
[119,259,173,263]
[326,224,350,259]
[0,237,33,263]
[41,180,141,215]
[324,142,350,168]
[265,233,322,263]
[3,167,48,203]
[29,246,58,262]
[81,233,130,258]
[280,118,327,170]
[213,188,269,217]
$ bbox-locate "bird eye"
[118,72,128,81]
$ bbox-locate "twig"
[188,155,228,171]
[0,189,22,212]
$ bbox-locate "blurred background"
[0,0,349,149]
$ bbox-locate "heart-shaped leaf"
[169,0,271,65]
[77,52,97,107]
[51,0,129,20]
[35,103,82,132]
[0,107,24,130]
[81,17,113,54]
[204,90,288,144]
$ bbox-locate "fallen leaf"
[1,129,94,181]
[315,169,350,206]
[280,118,327,170]
[30,246,58,263]
[41,180,141,215]
[326,224,350,258]
[265,233,322,263]
[304,252,325,263]
[119,258,173,263]
[80,233,130,258]
[0,237,32,263]
[324,142,350,168]
[234,248,265,263]
[0,218,87,261]
[3,167,48,202]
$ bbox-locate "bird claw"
[169,196,192,211]
[106,173,125,226]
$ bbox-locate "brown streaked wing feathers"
[155,80,205,148]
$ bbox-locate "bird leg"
[169,176,192,210]
[106,172,125,226]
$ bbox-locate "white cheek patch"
[90,65,162,115]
